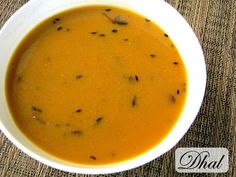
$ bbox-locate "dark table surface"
[0,0,235,176]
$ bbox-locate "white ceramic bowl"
[0,0,206,174]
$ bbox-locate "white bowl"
[0,0,206,174]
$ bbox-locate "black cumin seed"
[150,54,156,58]
[145,18,150,22]
[53,21,56,24]
[96,117,103,123]
[55,18,60,21]
[105,8,111,12]
[135,75,139,82]
[99,34,106,37]
[76,109,82,113]
[177,89,180,95]
[123,38,128,41]
[32,106,37,111]
[89,156,96,160]
[76,75,83,79]
[170,95,176,103]
[71,130,83,135]
[32,106,42,113]
[164,33,169,37]
[132,96,137,107]
[112,29,118,33]
[91,32,97,34]
[173,62,178,65]
[57,27,62,31]
[66,28,70,31]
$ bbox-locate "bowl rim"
[0,0,206,174]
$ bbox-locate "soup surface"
[6,6,187,164]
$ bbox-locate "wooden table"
[0,0,235,176]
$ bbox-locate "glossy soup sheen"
[6,6,187,164]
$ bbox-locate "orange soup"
[6,6,187,164]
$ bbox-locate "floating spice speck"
[32,106,42,113]
[91,32,97,34]
[164,34,169,37]
[71,130,83,135]
[150,54,156,58]
[145,18,151,22]
[170,95,176,103]
[76,109,82,113]
[173,62,178,65]
[99,34,106,37]
[114,16,128,25]
[132,96,137,107]
[123,38,128,41]
[89,156,97,160]
[76,75,83,79]
[127,75,139,83]
[112,29,118,33]
[102,13,115,24]
[52,18,60,24]
[96,117,103,124]
[32,115,37,119]
[177,89,180,95]
[135,75,139,82]
[57,27,62,31]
